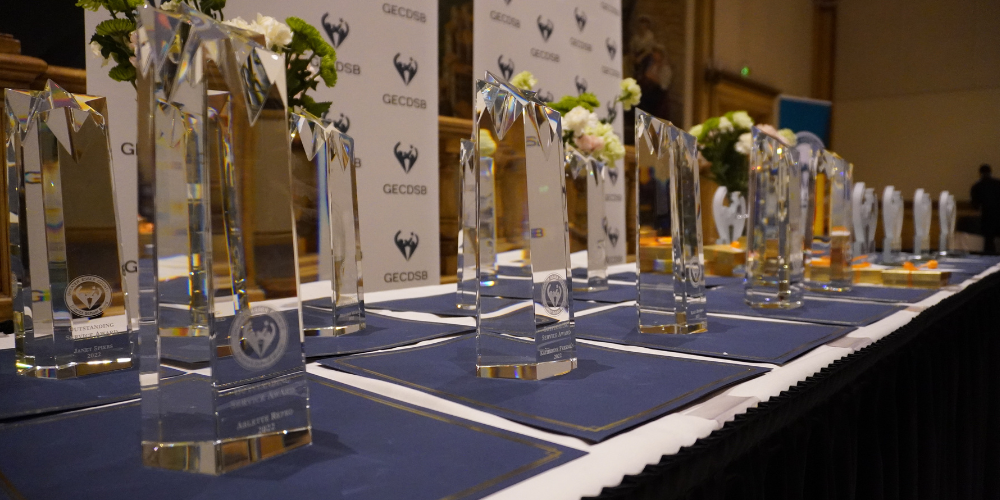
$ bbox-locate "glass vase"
[744,127,804,309]
[805,150,853,292]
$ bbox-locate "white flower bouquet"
[689,111,796,194]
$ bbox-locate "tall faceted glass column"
[882,186,904,264]
[634,110,707,334]
[745,127,804,309]
[291,112,364,336]
[939,191,956,255]
[474,75,576,380]
[456,138,478,310]
[5,82,132,379]
[565,151,609,292]
[913,189,932,257]
[805,150,853,292]
[136,5,310,475]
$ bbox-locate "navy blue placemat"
[160,313,473,364]
[575,306,852,364]
[608,272,742,289]
[804,284,936,304]
[0,349,182,420]
[0,376,585,500]
[320,336,767,442]
[370,293,520,317]
[574,283,637,303]
[704,287,902,326]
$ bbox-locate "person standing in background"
[971,164,1000,254]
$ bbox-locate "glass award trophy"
[565,151,609,292]
[5,82,132,378]
[474,74,576,380]
[290,112,364,335]
[913,189,932,258]
[882,186,904,264]
[795,143,816,268]
[939,191,958,256]
[634,110,707,333]
[745,127,804,309]
[136,5,310,474]
[805,150,853,292]
[457,138,478,310]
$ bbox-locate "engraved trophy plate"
[805,150,854,292]
[744,127,804,309]
[135,5,310,474]
[565,151,609,293]
[634,110,707,334]
[5,82,132,379]
[474,74,576,380]
[290,112,365,335]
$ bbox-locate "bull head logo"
[574,7,587,31]
[537,16,554,41]
[393,53,418,85]
[497,55,515,80]
[606,38,617,59]
[333,113,350,134]
[603,217,620,247]
[605,100,618,124]
[244,319,277,358]
[393,142,419,173]
[575,75,588,95]
[322,14,350,48]
[394,231,419,261]
[535,88,555,102]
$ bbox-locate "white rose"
[159,0,182,11]
[584,122,613,139]
[563,106,597,135]
[735,132,752,155]
[618,77,642,111]
[600,133,626,163]
[223,16,254,33]
[90,41,109,67]
[731,111,753,129]
[718,116,734,133]
[255,14,293,51]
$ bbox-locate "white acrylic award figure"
[864,187,879,256]
[913,189,933,257]
[712,186,747,245]
[939,191,956,255]
[852,182,868,258]
[882,186,904,263]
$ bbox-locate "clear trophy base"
[572,280,609,293]
[804,282,853,293]
[456,304,477,311]
[745,287,803,309]
[142,427,312,475]
[477,358,578,380]
[639,321,708,335]
[16,357,134,379]
[303,322,365,337]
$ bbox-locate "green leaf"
[577,92,600,109]
[319,55,337,88]
[108,62,137,83]
[75,0,104,12]
[95,18,136,37]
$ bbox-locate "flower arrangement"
[688,111,796,194]
[508,71,639,167]
[79,0,337,117]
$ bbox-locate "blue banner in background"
[778,95,832,144]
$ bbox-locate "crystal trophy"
[794,142,817,270]
[852,182,867,258]
[5,82,132,378]
[882,186,904,264]
[635,109,707,334]
[860,186,879,259]
[290,112,364,335]
[744,127,804,308]
[474,74,576,380]
[805,150,853,292]
[712,186,747,245]
[565,151,609,292]
[136,5,310,474]
[457,138,478,310]
[939,191,957,256]
[913,189,932,258]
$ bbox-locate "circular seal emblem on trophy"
[541,273,567,315]
[228,305,288,371]
[65,275,113,318]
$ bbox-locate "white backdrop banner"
[473,0,626,265]
[86,0,440,294]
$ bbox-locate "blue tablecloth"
[704,287,902,326]
[0,376,585,499]
[575,305,852,364]
[804,285,936,304]
[320,336,767,442]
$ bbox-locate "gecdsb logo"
[575,75,588,94]
[332,113,350,133]
[229,305,289,371]
[394,142,419,173]
[393,53,419,85]
[321,14,349,48]
[606,38,617,59]
[603,217,620,247]
[574,7,587,31]
[395,230,420,261]
[497,55,515,80]
[536,16,554,41]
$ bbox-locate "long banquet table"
[1,257,998,499]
